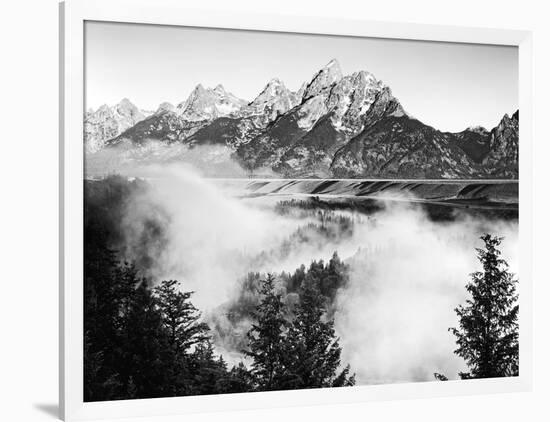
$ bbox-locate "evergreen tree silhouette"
[284,277,355,388]
[450,234,519,379]
[244,274,288,390]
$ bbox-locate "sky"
[85,21,518,132]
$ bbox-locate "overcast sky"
[85,21,518,132]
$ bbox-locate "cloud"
[120,163,302,310]
[85,142,250,179]
[334,200,518,383]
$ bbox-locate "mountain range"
[84,59,518,179]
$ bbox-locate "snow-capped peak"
[325,58,341,69]
[117,97,134,107]
[302,59,344,100]
[213,84,226,94]
[113,98,143,119]
[305,67,385,134]
[96,104,111,114]
[187,84,206,98]
[466,125,489,134]
[247,78,300,122]
[354,70,383,88]
[84,98,148,153]
[176,84,247,122]
[155,102,175,114]
[251,78,289,105]
[262,78,284,93]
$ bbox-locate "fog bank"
[116,164,518,384]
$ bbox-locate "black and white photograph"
[83,21,520,402]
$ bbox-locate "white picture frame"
[60,0,533,420]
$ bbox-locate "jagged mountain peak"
[84,98,148,153]
[322,69,389,134]
[92,99,139,117]
[499,110,519,126]
[303,59,344,100]
[213,83,226,94]
[481,110,518,177]
[353,69,378,82]
[325,58,341,70]
[192,83,205,93]
[246,77,300,123]
[93,99,136,115]
[113,98,142,117]
[262,77,286,92]
[181,84,206,104]
[176,83,247,121]
[376,86,406,117]
[155,101,175,114]
[117,97,134,107]
[96,104,111,113]
[268,77,283,84]
[251,78,289,104]
[465,125,489,135]
[294,62,386,133]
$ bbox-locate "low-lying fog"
[117,164,518,385]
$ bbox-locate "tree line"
[85,247,355,400]
[85,232,518,401]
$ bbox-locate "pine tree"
[287,264,306,293]
[244,274,288,391]
[154,280,210,354]
[224,362,255,393]
[84,255,141,401]
[284,277,355,388]
[153,279,211,395]
[323,251,349,300]
[120,282,172,398]
[189,341,229,395]
[450,234,519,379]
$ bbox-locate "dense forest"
[84,176,519,401]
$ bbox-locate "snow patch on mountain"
[176,84,248,122]
[297,96,328,130]
[303,59,343,100]
[84,98,150,153]
[247,78,300,122]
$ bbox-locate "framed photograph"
[60,0,533,420]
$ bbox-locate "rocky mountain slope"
[85,60,519,179]
[482,110,519,178]
[84,98,152,153]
